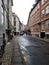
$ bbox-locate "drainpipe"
[7,0,9,29]
[6,0,11,41]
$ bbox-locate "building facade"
[12,13,21,34]
[0,0,7,35]
[40,0,49,38]
[27,0,49,38]
[0,0,13,36]
[0,0,13,64]
[21,23,25,32]
[9,0,13,29]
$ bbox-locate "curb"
[18,42,26,65]
[26,35,49,43]
[2,38,14,65]
[34,37,49,43]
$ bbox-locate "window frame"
[46,6,49,14]
[46,20,49,29]
[41,0,44,5]
[41,22,45,31]
[1,1,4,25]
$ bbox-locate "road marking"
[21,51,27,62]
[23,56,27,62]
[21,51,24,54]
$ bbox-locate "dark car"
[20,32,24,35]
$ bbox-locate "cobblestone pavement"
[0,36,25,65]
[2,38,14,65]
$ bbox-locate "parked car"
[20,32,24,35]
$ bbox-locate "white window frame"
[42,10,45,14]
[46,20,49,29]
[46,6,49,14]
[41,0,44,5]
[41,22,45,31]
[38,4,39,9]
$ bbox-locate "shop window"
[46,20,49,29]
[46,34,49,39]
[46,6,49,14]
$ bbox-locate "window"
[41,22,45,31]
[46,20,49,29]
[42,10,45,14]
[41,0,44,5]
[14,17,15,20]
[14,21,16,26]
[38,4,39,9]
[46,6,49,14]
[36,7,37,12]
[5,12,7,29]
[1,3,3,25]
[41,10,45,17]
[45,0,47,1]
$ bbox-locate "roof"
[30,0,40,14]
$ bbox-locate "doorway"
[40,32,45,38]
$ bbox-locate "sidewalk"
[2,38,14,65]
[1,36,25,65]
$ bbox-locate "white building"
[0,0,13,64]
[0,0,13,34]
[9,0,13,29]
[21,23,25,32]
[0,0,13,42]
[12,13,21,34]
[0,0,5,34]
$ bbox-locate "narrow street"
[17,35,49,65]
[1,35,49,65]
[0,0,49,65]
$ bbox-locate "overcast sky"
[12,0,35,25]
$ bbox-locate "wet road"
[18,36,49,65]
[11,37,25,65]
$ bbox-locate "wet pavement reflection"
[18,36,49,65]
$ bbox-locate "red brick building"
[27,0,49,38]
